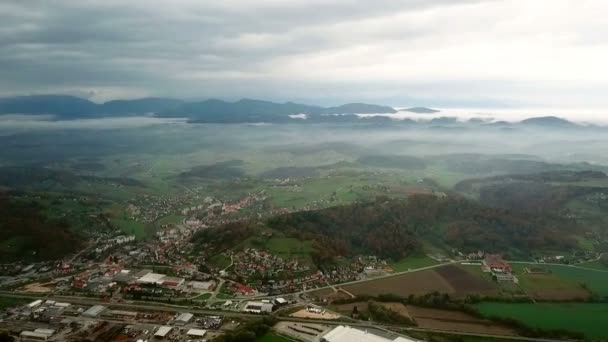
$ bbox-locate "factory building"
[321,326,418,342]
[243,301,274,314]
[155,326,172,339]
[173,312,194,326]
[82,305,106,318]
[186,329,207,338]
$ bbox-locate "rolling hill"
[400,107,440,113]
[0,95,397,121]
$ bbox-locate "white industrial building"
[20,331,49,341]
[136,272,166,285]
[243,301,274,314]
[27,299,43,308]
[173,312,194,325]
[19,329,55,341]
[321,326,418,342]
[186,328,207,337]
[155,326,172,338]
[82,305,106,318]
[273,297,288,305]
[188,280,215,292]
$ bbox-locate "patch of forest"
[0,166,146,190]
[454,170,608,212]
[444,156,601,175]
[0,193,85,261]
[177,160,245,180]
[357,155,426,170]
[193,195,579,266]
[455,170,607,192]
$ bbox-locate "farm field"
[329,301,369,316]
[434,265,499,297]
[308,288,352,303]
[475,302,608,339]
[516,271,590,300]
[330,301,412,320]
[577,259,608,271]
[526,264,608,297]
[389,255,439,272]
[342,269,454,297]
[464,262,600,300]
[407,306,517,336]
[340,265,500,298]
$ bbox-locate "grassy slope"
[389,255,439,272]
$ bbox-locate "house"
[235,283,256,296]
[484,254,512,273]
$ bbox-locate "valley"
[0,120,607,341]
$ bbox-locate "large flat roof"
[186,328,207,337]
[322,326,417,342]
[155,326,172,337]
[83,305,106,317]
[137,272,166,284]
[176,312,193,322]
[20,331,49,339]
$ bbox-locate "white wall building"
[321,326,418,342]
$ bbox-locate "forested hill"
[0,194,84,261]
[454,170,608,212]
[0,95,397,120]
[193,195,579,265]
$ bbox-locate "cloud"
[0,114,187,132]
[1,0,608,108]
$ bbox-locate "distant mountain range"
[519,116,577,127]
[0,95,396,120]
[0,95,593,128]
[400,107,440,113]
[0,95,186,118]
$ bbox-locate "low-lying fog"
[365,107,608,125]
[0,112,607,168]
[0,115,187,134]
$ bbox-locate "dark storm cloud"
[1,0,607,108]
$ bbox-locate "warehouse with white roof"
[155,326,172,338]
[186,328,207,337]
[321,326,417,342]
[173,312,194,325]
[136,272,166,284]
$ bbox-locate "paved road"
[507,260,608,273]
[0,291,581,342]
[278,317,580,342]
[0,291,259,318]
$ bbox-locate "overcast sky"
[1,0,608,108]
